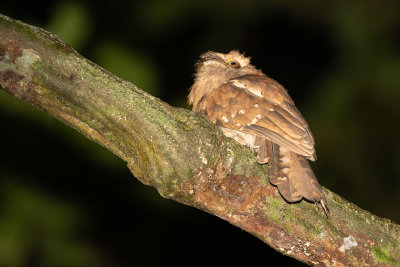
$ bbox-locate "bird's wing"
[198,74,316,160]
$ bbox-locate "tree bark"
[0,14,399,266]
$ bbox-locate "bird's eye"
[228,60,241,68]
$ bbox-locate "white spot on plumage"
[282,168,290,174]
[247,87,263,97]
[280,156,290,164]
[239,109,245,114]
[219,127,255,148]
[250,117,258,124]
[268,108,274,111]
[279,147,288,153]
[221,115,229,123]
[231,79,246,88]
[254,104,259,108]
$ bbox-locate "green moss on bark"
[372,246,398,265]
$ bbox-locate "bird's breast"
[219,126,256,150]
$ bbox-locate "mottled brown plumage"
[188,50,328,214]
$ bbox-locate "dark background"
[1,1,400,266]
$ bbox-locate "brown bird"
[188,50,328,214]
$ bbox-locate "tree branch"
[1,14,399,266]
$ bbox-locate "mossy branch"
[0,14,399,266]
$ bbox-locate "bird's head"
[189,50,260,110]
[196,50,255,74]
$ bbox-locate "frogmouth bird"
[188,50,328,214]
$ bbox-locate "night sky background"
[1,1,400,266]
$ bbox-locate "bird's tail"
[263,141,329,215]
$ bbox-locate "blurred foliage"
[92,41,160,96]
[0,0,400,266]
[0,180,98,267]
[46,2,92,51]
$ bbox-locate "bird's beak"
[214,52,225,59]
[197,51,226,69]
[200,52,225,62]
